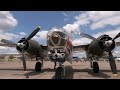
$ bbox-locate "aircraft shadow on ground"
[52,66,74,79]
[24,66,74,79]
[1,67,120,79]
[24,68,55,76]
[88,69,111,79]
[72,68,111,78]
[0,68,33,71]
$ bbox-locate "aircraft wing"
[41,45,48,50]
[73,44,89,51]
[116,42,120,46]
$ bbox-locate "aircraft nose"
[53,33,59,38]
[51,33,61,45]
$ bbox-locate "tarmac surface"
[0,60,120,79]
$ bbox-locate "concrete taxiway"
[0,61,120,79]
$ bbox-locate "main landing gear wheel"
[35,62,42,72]
[55,67,64,79]
[93,62,99,73]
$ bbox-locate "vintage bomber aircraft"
[1,26,120,78]
[73,32,120,76]
[0,26,74,79]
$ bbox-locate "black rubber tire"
[93,62,99,73]
[35,62,41,72]
[55,67,64,79]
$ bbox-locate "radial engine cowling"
[16,38,41,55]
[98,35,115,52]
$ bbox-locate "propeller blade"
[80,32,97,40]
[113,32,120,40]
[108,47,117,76]
[0,44,16,47]
[21,49,27,71]
[0,39,16,45]
[25,26,41,42]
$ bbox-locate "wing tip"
[38,26,41,29]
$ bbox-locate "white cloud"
[20,32,26,36]
[93,27,120,42]
[68,11,120,30]
[72,38,92,46]
[77,11,120,30]
[0,46,18,54]
[74,12,90,25]
[63,23,80,34]
[0,32,20,40]
[0,11,19,41]
[0,11,18,31]
[91,16,120,30]
[33,30,48,40]
[63,12,89,34]
[0,11,19,54]
[0,32,20,54]
[32,30,48,45]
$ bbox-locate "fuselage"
[47,30,73,62]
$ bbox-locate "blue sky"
[11,11,77,32]
[0,11,120,57]
[10,11,79,43]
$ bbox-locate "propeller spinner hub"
[105,40,113,46]
[99,35,115,52]
[16,38,29,52]
[17,43,26,49]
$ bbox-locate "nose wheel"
[93,62,99,73]
[35,62,42,72]
[55,67,65,79]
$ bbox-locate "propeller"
[80,32,120,76]
[0,26,41,71]
[21,49,27,71]
[17,26,41,71]
[112,32,120,41]
[108,46,117,75]
[0,39,17,45]
[25,26,41,42]
[80,32,97,40]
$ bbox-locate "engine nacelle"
[98,35,115,52]
[16,38,41,55]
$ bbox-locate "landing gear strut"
[90,58,99,73]
[35,61,42,72]
[55,62,65,79]
[35,57,43,72]
[55,67,64,79]
[54,61,57,70]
